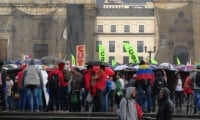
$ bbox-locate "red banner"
[76,45,85,66]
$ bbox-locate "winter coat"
[156,88,174,120]
[48,69,63,87]
[152,76,167,95]
[22,65,42,87]
[119,87,138,120]
[83,70,92,91]
[58,63,68,87]
[71,72,82,91]
[17,64,27,88]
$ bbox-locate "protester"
[156,87,174,120]
[16,64,27,111]
[136,60,154,113]
[5,74,14,111]
[69,68,82,112]
[22,59,43,112]
[119,87,142,120]
[174,73,184,110]
[152,70,168,112]
[189,65,200,114]
[92,65,107,112]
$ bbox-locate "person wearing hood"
[156,87,174,120]
[119,87,141,120]
[47,63,64,111]
[58,62,70,112]
[22,59,43,112]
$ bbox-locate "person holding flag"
[135,60,154,113]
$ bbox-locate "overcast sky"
[96,0,152,5]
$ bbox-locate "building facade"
[153,0,200,64]
[95,3,155,64]
[0,0,96,62]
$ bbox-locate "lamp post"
[144,46,156,64]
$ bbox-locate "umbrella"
[159,62,175,70]
[2,64,20,70]
[114,65,129,71]
[22,58,42,65]
[41,56,64,65]
[86,60,109,67]
[92,66,115,76]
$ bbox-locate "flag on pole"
[176,57,181,65]
[123,43,139,64]
[71,54,76,66]
[98,44,107,62]
[151,58,158,65]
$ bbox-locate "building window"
[97,25,103,32]
[139,25,144,33]
[109,41,115,52]
[139,56,143,62]
[123,56,129,64]
[137,41,144,52]
[124,25,130,33]
[96,40,102,52]
[38,23,46,40]
[109,56,115,64]
[123,41,129,52]
[33,44,48,58]
[111,25,116,32]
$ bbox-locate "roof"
[97,8,154,17]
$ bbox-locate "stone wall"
[153,0,200,64]
[0,0,96,61]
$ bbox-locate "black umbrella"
[86,60,109,66]
[41,56,64,65]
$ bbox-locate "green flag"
[98,44,107,62]
[71,54,76,65]
[151,58,158,65]
[111,59,116,66]
[176,57,181,65]
[123,43,139,64]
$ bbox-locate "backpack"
[63,69,70,82]
[48,74,59,90]
[195,72,200,87]
[23,66,40,86]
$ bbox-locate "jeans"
[37,88,43,110]
[194,89,200,112]
[93,89,104,112]
[25,86,39,112]
[19,88,27,111]
[104,92,109,112]
[137,85,152,112]
[5,95,12,110]
[48,88,60,111]
[60,86,69,111]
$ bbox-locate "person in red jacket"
[184,75,193,114]
[93,65,107,112]
[58,62,70,112]
[83,65,93,111]
[47,64,63,111]
[16,64,27,112]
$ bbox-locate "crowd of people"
[0,59,200,117]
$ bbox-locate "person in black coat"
[156,87,174,120]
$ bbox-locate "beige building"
[95,4,156,64]
[0,0,96,62]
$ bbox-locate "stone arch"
[173,46,188,64]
